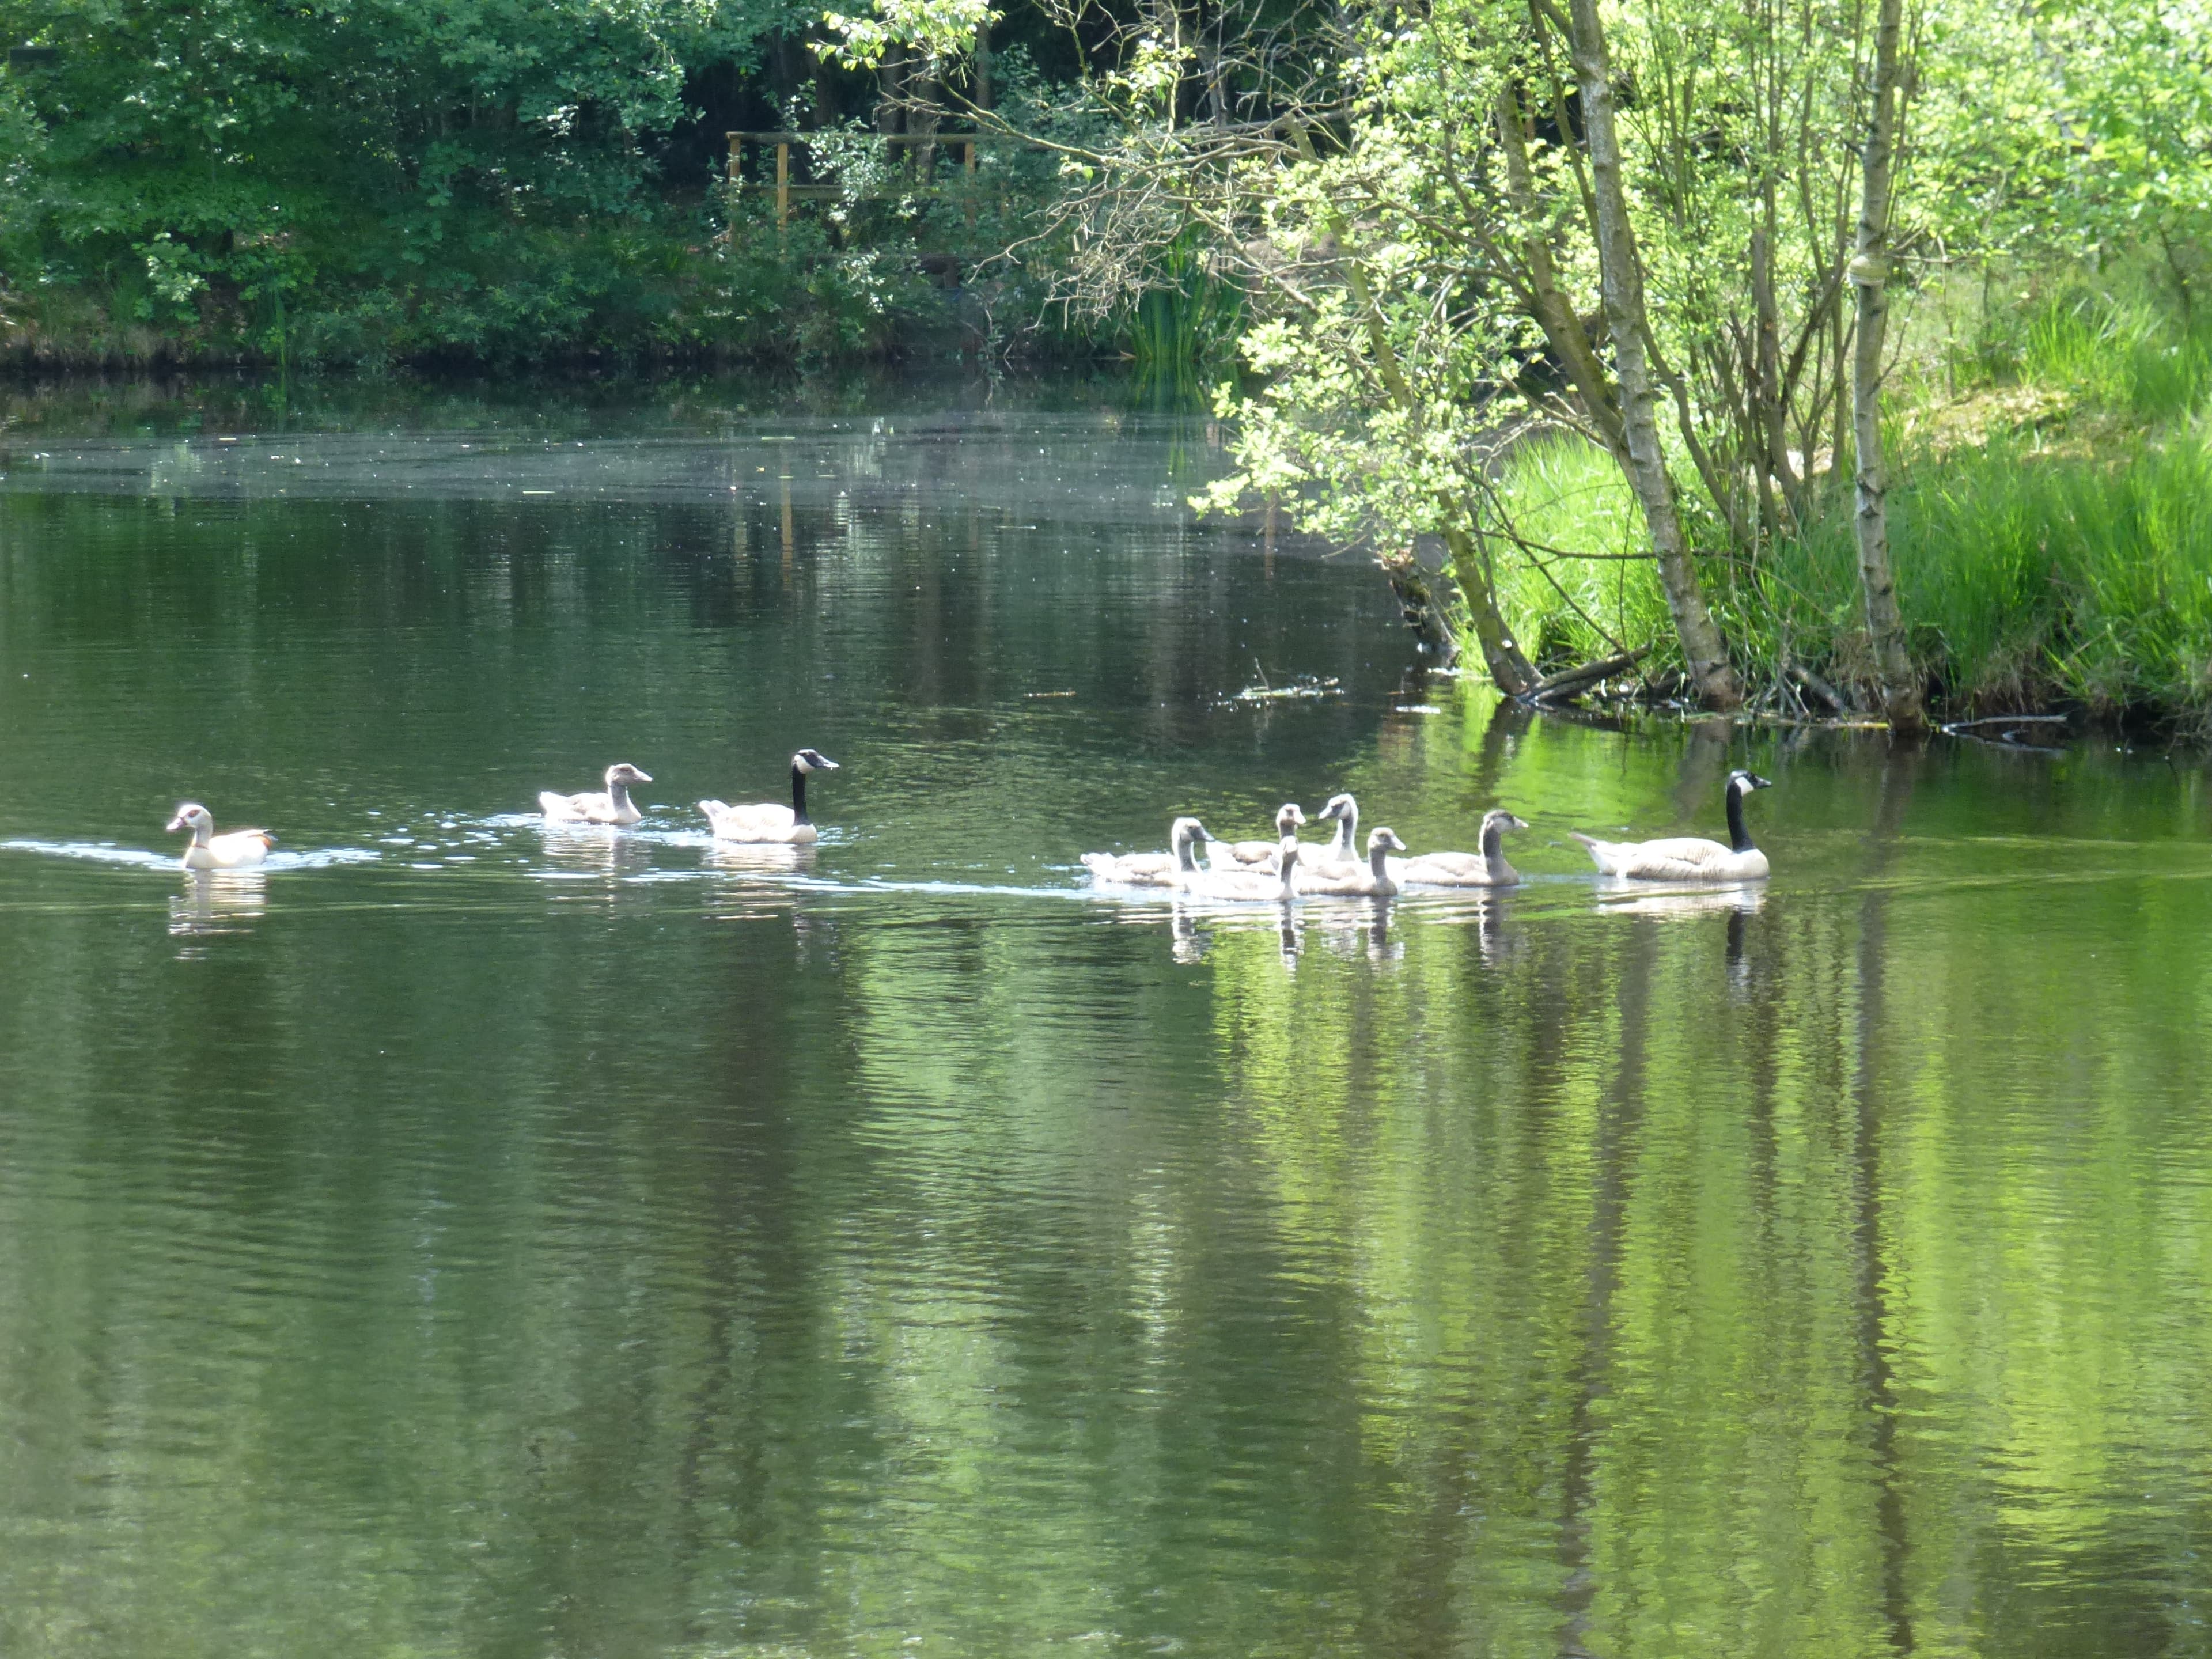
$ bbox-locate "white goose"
[166,803,275,870]
[1211,803,1308,869]
[540,763,652,826]
[1181,835,1302,902]
[1572,770,1775,882]
[1083,817,1212,885]
[699,749,839,843]
[1397,809,1528,888]
[1299,827,1408,897]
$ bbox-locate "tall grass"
[1490,400,2212,725]
[2014,291,2212,425]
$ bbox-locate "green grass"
[1483,279,2212,729]
[1493,429,2212,725]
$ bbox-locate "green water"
[3,385,2211,1658]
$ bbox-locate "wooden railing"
[724,131,1028,232]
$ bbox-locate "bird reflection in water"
[1310,896,1402,967]
[702,838,816,925]
[538,824,653,880]
[169,870,267,941]
[1165,900,1305,970]
[1592,879,1767,918]
[702,840,813,878]
[1169,903,1212,964]
[1407,891,1518,967]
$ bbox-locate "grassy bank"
[1488,282,2212,731]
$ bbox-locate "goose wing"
[1296,866,1379,896]
[1574,832,1740,881]
[1397,851,1488,884]
[207,830,274,866]
[1081,850,1178,885]
[542,790,615,821]
[700,800,797,840]
[1215,838,1280,868]
[1180,868,1281,901]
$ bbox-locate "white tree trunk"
[1851,0,1926,732]
[1565,0,1741,710]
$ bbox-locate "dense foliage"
[0,0,1083,363]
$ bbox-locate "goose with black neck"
[1571,770,1775,882]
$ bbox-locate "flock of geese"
[164,749,843,869]
[1080,768,1775,897]
[162,749,1779,894]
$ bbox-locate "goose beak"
[635,770,653,783]
[165,814,186,834]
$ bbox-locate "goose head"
[605,763,653,787]
[1273,802,1308,835]
[1317,793,1357,824]
[1369,828,1408,854]
[1728,770,1774,794]
[1170,816,1211,847]
[793,749,839,774]
[166,802,213,835]
[1483,809,1531,835]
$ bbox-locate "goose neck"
[1175,830,1202,872]
[790,763,810,826]
[1330,806,1357,860]
[1369,843,1392,883]
[1480,818,1509,879]
[1726,783,1756,854]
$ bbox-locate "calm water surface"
[2,381,2211,1658]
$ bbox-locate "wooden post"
[964,141,976,226]
[775,141,790,239]
[726,132,741,185]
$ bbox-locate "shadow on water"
[2,382,2211,1656]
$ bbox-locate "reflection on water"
[167,869,268,940]
[1592,876,1769,916]
[3,388,2212,1658]
[701,838,816,878]
[536,821,656,881]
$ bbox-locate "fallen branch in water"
[1785,661,1849,714]
[1938,713,2070,732]
[1523,647,1650,704]
[1224,675,1343,705]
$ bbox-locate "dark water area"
[3,379,2211,1658]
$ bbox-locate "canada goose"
[165,803,275,870]
[1083,816,1211,885]
[540,763,652,825]
[1309,793,1361,871]
[1212,803,1308,869]
[1572,770,1775,881]
[1300,827,1408,897]
[1397,809,1528,887]
[699,749,839,843]
[1182,834,1302,902]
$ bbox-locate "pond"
[2,377,2210,1659]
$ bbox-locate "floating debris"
[1224,674,1342,705]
